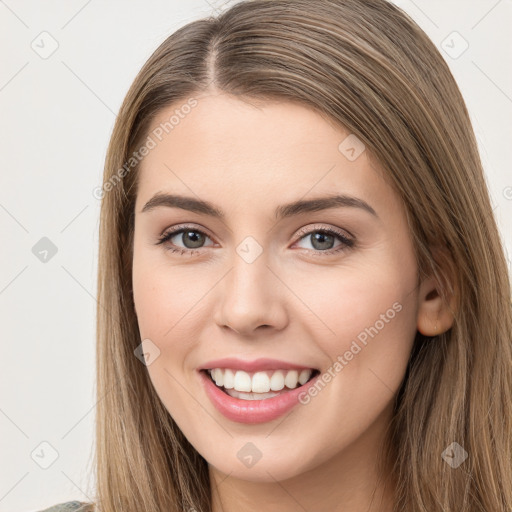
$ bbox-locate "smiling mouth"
[201,368,321,401]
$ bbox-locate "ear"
[417,247,458,336]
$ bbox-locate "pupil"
[311,232,334,250]
[183,231,204,249]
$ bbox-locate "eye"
[155,224,215,255]
[155,223,355,257]
[293,224,355,256]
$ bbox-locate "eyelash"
[155,223,355,257]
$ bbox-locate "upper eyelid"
[295,223,353,240]
[161,223,215,241]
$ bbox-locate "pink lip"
[198,357,316,372]
[198,369,320,424]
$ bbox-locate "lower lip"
[198,370,320,424]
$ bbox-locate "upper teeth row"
[208,368,314,393]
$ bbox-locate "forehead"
[135,93,397,219]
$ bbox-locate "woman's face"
[132,92,421,482]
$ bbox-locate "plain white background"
[1,1,511,511]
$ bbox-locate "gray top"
[38,501,93,512]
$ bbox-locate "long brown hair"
[90,0,512,510]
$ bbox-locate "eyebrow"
[140,192,378,220]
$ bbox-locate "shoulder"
[37,501,93,512]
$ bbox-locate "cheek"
[132,254,206,426]
[131,248,220,409]
[287,255,418,377]
[132,246,207,342]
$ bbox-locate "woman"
[40,0,512,510]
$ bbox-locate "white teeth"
[284,370,299,389]
[224,388,282,400]
[233,370,252,392]
[223,369,235,389]
[252,371,271,393]
[270,370,285,391]
[212,368,223,387]
[298,369,311,385]
[208,368,314,393]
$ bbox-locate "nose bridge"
[225,240,272,311]
[214,236,288,334]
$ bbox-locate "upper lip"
[198,357,318,372]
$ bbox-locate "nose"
[213,249,288,337]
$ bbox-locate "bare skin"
[131,91,455,512]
